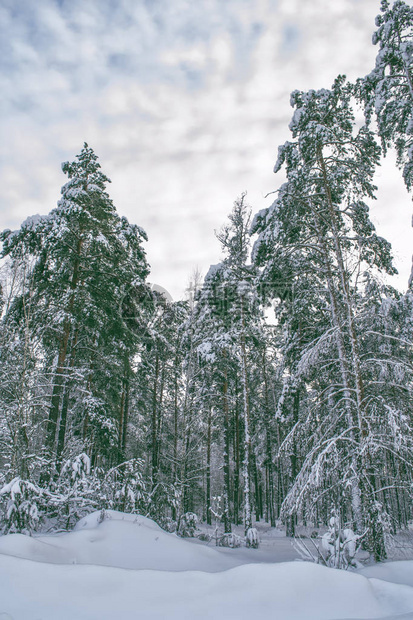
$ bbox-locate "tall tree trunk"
[233,377,241,526]
[117,356,130,462]
[316,150,385,558]
[155,359,166,477]
[151,352,160,488]
[172,352,180,521]
[46,237,83,455]
[286,390,299,537]
[206,405,212,525]
[222,357,232,533]
[240,297,252,534]
[262,350,276,526]
[309,198,364,533]
[12,264,32,478]
[182,320,196,514]
[252,451,262,522]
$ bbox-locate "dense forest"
[0,0,412,564]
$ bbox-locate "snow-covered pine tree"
[176,296,206,518]
[130,289,197,526]
[356,276,413,533]
[0,250,48,481]
[195,195,265,537]
[358,0,413,284]
[193,282,237,534]
[1,144,150,471]
[252,76,404,560]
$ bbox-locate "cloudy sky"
[1,0,412,299]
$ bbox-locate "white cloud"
[0,0,411,298]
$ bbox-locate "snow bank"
[0,510,239,572]
[1,554,413,619]
[359,560,413,588]
[0,512,412,619]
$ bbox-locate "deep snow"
[0,510,412,620]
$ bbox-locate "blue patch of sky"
[108,54,135,72]
[1,0,267,99]
[231,21,264,77]
[179,63,205,90]
[281,24,301,56]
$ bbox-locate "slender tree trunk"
[222,357,232,533]
[309,198,364,533]
[182,319,196,514]
[117,356,130,462]
[46,237,83,454]
[155,359,166,476]
[12,263,33,478]
[233,378,241,526]
[56,330,78,466]
[118,388,125,455]
[262,350,276,526]
[151,352,160,488]
[122,375,130,456]
[240,297,252,534]
[316,150,386,558]
[206,405,212,525]
[317,149,366,434]
[252,451,262,521]
[286,390,299,537]
[172,353,180,521]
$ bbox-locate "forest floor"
[0,511,413,619]
[193,518,413,565]
[186,519,303,565]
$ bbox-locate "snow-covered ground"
[0,511,413,619]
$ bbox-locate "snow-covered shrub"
[163,516,177,533]
[364,501,390,562]
[0,477,47,534]
[97,508,106,524]
[177,512,198,537]
[107,459,148,515]
[320,511,362,569]
[51,453,100,529]
[61,452,91,480]
[197,531,211,542]
[246,527,259,548]
[219,532,242,548]
[147,481,180,527]
[291,512,361,569]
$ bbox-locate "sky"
[1,0,412,300]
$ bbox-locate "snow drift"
[0,511,412,620]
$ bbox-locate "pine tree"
[1,144,150,469]
[252,76,404,560]
[194,195,265,536]
[0,256,46,480]
[358,0,413,284]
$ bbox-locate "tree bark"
[206,405,212,525]
[46,237,83,455]
[56,329,78,466]
[222,356,232,533]
[240,296,252,534]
